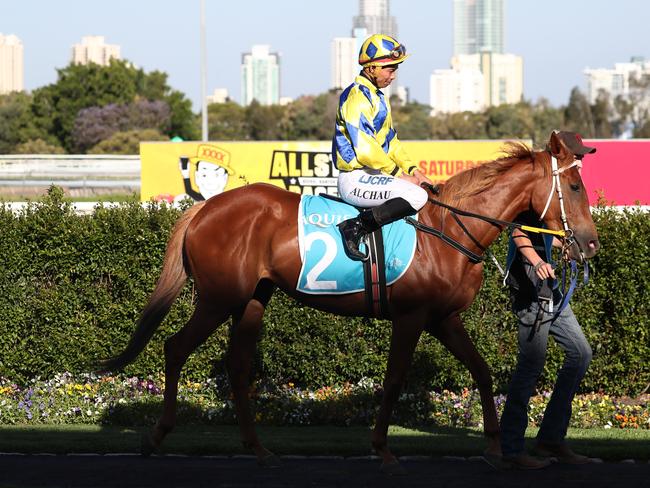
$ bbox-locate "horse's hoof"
[140,432,158,457]
[380,461,406,476]
[257,453,282,468]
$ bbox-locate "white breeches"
[337,168,428,210]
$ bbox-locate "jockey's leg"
[337,170,428,261]
[338,197,416,260]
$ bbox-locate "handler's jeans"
[500,302,592,457]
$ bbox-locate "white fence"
[0,155,140,192]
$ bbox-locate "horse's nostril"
[589,240,600,251]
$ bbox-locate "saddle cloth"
[296,195,417,295]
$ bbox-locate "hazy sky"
[2,0,649,110]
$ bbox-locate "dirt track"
[1,454,650,488]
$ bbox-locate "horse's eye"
[570,183,580,192]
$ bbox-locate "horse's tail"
[96,201,207,372]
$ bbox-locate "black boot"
[338,198,416,261]
[338,208,378,261]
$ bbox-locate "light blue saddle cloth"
[297,195,417,295]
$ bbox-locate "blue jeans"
[500,302,592,456]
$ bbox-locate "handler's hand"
[534,261,556,280]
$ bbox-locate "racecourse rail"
[0,154,647,213]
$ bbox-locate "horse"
[100,131,599,472]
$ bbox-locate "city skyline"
[1,0,649,110]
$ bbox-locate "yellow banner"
[140,140,527,202]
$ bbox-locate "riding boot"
[338,198,417,261]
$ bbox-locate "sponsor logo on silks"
[302,213,355,228]
[358,175,392,185]
[268,149,340,196]
[296,195,417,295]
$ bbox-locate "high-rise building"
[331,37,358,90]
[330,27,367,91]
[584,57,650,103]
[431,0,520,112]
[241,45,280,106]
[0,33,24,94]
[430,66,484,115]
[71,36,120,66]
[453,0,504,55]
[452,52,522,106]
[353,0,397,37]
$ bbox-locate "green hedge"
[0,187,647,396]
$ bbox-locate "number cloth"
[296,195,417,294]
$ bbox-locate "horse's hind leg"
[226,280,278,466]
[145,299,228,454]
[428,315,500,457]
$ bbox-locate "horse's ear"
[548,130,570,160]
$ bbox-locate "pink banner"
[582,140,650,206]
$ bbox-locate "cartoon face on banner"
[194,161,229,197]
[172,144,235,202]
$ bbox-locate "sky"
[2,0,649,110]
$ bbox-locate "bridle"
[538,154,584,261]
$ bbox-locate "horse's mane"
[439,142,538,204]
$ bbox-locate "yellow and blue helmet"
[358,34,408,67]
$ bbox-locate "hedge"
[0,187,647,396]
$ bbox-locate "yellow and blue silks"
[332,75,417,177]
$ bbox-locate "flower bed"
[1,373,648,429]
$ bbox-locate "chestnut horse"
[101,132,599,472]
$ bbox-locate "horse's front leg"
[227,298,281,467]
[428,315,500,457]
[372,310,426,474]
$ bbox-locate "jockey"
[333,34,432,261]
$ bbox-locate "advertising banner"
[140,140,515,203]
[582,139,650,206]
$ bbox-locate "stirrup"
[342,236,369,261]
[338,220,370,261]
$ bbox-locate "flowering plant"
[1,374,648,429]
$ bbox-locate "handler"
[333,34,432,261]
[499,133,596,469]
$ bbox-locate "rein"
[405,182,569,265]
[405,175,588,317]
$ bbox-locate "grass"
[1,424,648,460]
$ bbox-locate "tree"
[564,87,594,137]
[531,98,564,147]
[392,101,432,140]
[627,73,650,137]
[245,100,286,140]
[12,138,65,154]
[485,102,534,140]
[590,90,613,139]
[280,91,339,140]
[30,59,197,151]
[72,100,171,152]
[88,129,168,154]
[207,101,249,140]
[0,92,53,153]
[430,111,487,140]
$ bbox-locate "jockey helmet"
[358,34,409,67]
